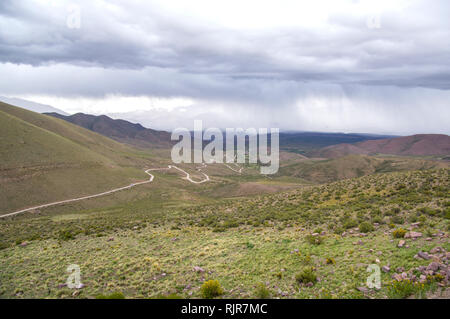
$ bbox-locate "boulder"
[429,247,443,254]
[193,266,205,273]
[417,251,431,260]
[426,262,439,273]
[405,231,422,239]
[392,274,403,281]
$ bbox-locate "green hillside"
[0,102,157,213]
[278,154,448,184]
[0,168,448,298]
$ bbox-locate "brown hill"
[46,112,171,149]
[312,134,450,158]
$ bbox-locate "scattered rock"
[405,231,422,239]
[382,266,390,273]
[397,240,406,248]
[107,237,114,242]
[425,237,432,241]
[357,287,369,293]
[430,247,443,254]
[392,273,403,281]
[417,251,431,260]
[72,290,80,297]
[426,262,440,272]
[20,241,28,247]
[311,233,319,237]
[57,283,67,289]
[396,267,405,273]
[193,266,205,273]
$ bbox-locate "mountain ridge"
[45,112,172,149]
[312,134,450,158]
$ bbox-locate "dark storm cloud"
[0,0,449,134]
[1,0,450,91]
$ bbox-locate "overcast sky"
[0,0,449,134]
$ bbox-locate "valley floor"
[0,168,449,299]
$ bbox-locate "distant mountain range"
[279,131,393,154]
[3,97,448,158]
[45,112,171,148]
[0,96,69,115]
[312,134,450,158]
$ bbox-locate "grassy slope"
[0,168,448,298]
[0,102,160,213]
[278,154,448,184]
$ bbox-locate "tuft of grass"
[254,283,271,299]
[393,228,407,238]
[359,222,374,233]
[295,267,317,285]
[96,292,125,299]
[200,280,224,299]
[386,280,427,299]
[305,235,323,245]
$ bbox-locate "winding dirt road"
[0,164,210,218]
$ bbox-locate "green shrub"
[254,283,270,299]
[326,257,335,265]
[393,228,407,238]
[306,234,323,245]
[343,219,358,229]
[58,229,75,241]
[359,222,374,233]
[246,241,255,249]
[386,280,426,299]
[96,292,125,299]
[372,216,383,224]
[200,280,224,299]
[295,267,317,285]
[390,216,404,224]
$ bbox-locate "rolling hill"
[311,134,450,158]
[277,154,448,183]
[0,102,159,213]
[46,112,171,149]
[279,132,392,154]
